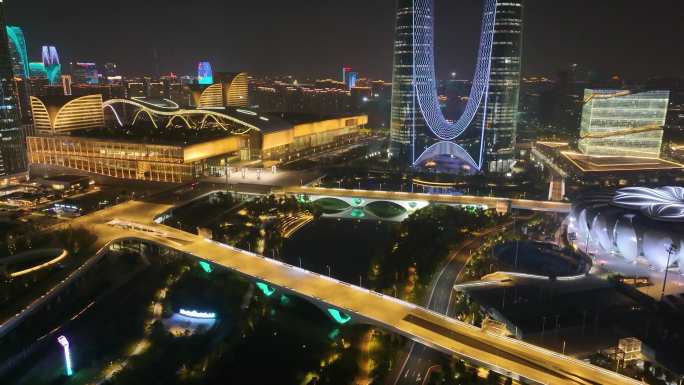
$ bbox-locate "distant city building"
[0,4,26,178]
[5,25,28,79]
[197,61,213,85]
[41,46,61,85]
[251,77,352,115]
[127,82,146,98]
[480,0,524,173]
[29,62,47,79]
[179,75,194,86]
[346,71,358,89]
[71,62,99,85]
[30,94,105,133]
[149,82,164,99]
[103,62,118,78]
[342,67,352,84]
[61,75,72,95]
[578,89,669,158]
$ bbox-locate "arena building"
[568,186,684,271]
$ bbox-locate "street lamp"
[660,243,679,302]
[57,335,73,376]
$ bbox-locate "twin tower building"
[389,0,524,173]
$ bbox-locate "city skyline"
[4,0,683,80]
[1,1,684,384]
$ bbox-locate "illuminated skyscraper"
[578,89,669,158]
[41,46,61,85]
[481,0,524,173]
[346,71,358,89]
[389,0,498,171]
[342,67,352,83]
[197,61,213,85]
[0,3,26,177]
[6,26,29,79]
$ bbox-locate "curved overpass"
[0,198,634,384]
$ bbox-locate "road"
[392,226,505,385]
[0,197,639,385]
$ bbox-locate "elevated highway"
[280,186,571,214]
[6,198,634,385]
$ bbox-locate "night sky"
[6,0,683,81]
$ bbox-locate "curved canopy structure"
[102,98,274,134]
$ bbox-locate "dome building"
[568,186,684,270]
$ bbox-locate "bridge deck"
[57,199,635,385]
[281,186,571,213]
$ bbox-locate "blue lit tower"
[389,0,500,171]
[0,3,26,177]
[197,61,213,85]
[41,46,61,85]
[6,26,29,79]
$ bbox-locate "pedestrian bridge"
[282,186,571,215]
[36,198,634,385]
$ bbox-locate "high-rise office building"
[41,46,61,85]
[578,89,669,158]
[197,61,213,85]
[481,0,524,173]
[71,62,99,85]
[0,4,27,178]
[389,0,498,171]
[389,0,424,159]
[6,26,28,79]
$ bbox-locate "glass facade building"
[481,0,523,173]
[578,89,669,158]
[0,4,26,178]
[389,0,425,160]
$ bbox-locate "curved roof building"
[30,94,105,133]
[568,186,684,270]
[190,72,249,109]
